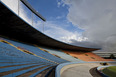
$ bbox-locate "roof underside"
[0,2,99,52]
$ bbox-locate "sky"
[2,0,116,52]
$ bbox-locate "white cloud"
[57,2,61,8]
[56,16,64,19]
[57,0,65,7]
[60,0,116,52]
[33,20,85,43]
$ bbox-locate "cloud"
[70,39,101,48]
[33,20,85,43]
[57,2,61,8]
[60,0,116,52]
[57,0,65,7]
[56,15,64,19]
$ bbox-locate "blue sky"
[17,0,86,45]
[27,0,68,20]
[27,0,83,33]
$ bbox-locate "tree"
[109,54,115,59]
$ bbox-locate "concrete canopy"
[0,2,99,52]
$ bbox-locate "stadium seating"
[0,37,69,77]
[40,47,83,62]
[63,51,114,62]
[0,37,114,77]
[4,38,68,63]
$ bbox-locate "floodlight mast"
[20,0,46,22]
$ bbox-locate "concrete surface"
[61,63,102,77]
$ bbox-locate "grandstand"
[63,51,114,62]
[0,37,67,77]
[39,47,84,62]
[0,0,116,77]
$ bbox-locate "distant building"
[93,51,116,59]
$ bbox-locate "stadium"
[0,0,116,77]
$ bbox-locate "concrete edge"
[55,62,87,77]
[97,65,116,77]
[55,61,116,77]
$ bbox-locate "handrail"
[20,0,46,21]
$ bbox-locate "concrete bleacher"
[0,41,54,64]
[63,51,114,62]
[4,38,68,64]
[0,37,69,77]
[40,47,83,62]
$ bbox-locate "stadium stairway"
[0,37,69,77]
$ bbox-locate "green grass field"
[102,66,116,77]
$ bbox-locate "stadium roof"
[0,1,99,52]
[20,0,46,21]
